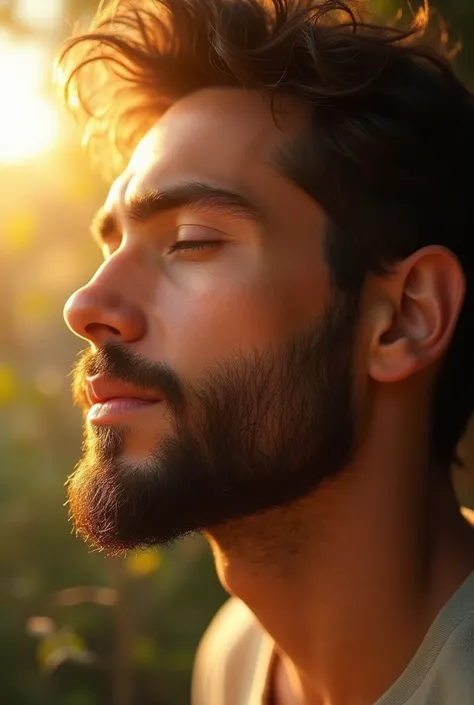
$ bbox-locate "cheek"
[141,246,328,379]
[148,268,290,375]
[178,284,282,371]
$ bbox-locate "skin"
[64,89,474,705]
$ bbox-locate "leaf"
[132,636,159,668]
[37,629,92,672]
[65,692,97,705]
[0,364,16,404]
[126,548,163,578]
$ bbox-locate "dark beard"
[67,295,357,553]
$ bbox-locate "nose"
[64,261,147,348]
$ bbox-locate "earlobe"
[368,247,465,384]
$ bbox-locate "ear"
[369,246,465,384]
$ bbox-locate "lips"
[85,375,163,424]
[86,374,163,407]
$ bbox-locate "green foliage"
[369,0,474,83]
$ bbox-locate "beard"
[67,294,358,553]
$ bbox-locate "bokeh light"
[0,30,58,163]
[15,0,62,31]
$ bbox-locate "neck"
[207,402,474,705]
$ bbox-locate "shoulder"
[191,597,266,705]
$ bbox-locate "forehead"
[109,88,307,206]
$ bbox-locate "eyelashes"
[101,224,227,260]
[167,240,222,254]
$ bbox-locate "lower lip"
[87,398,161,424]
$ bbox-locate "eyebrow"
[90,181,264,244]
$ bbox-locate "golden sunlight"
[0,31,58,164]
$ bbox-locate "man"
[58,0,474,703]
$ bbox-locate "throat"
[207,467,474,705]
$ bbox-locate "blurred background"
[0,1,473,704]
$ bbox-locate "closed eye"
[167,240,222,254]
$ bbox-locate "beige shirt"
[192,568,474,705]
[192,597,275,705]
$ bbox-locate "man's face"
[64,89,358,552]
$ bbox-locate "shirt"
[192,568,474,705]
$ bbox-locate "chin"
[118,444,160,464]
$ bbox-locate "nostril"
[85,322,121,338]
[64,289,146,345]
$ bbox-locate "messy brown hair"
[59,0,443,168]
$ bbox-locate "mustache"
[71,342,184,409]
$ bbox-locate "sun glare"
[0,32,58,164]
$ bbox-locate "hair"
[58,0,474,469]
